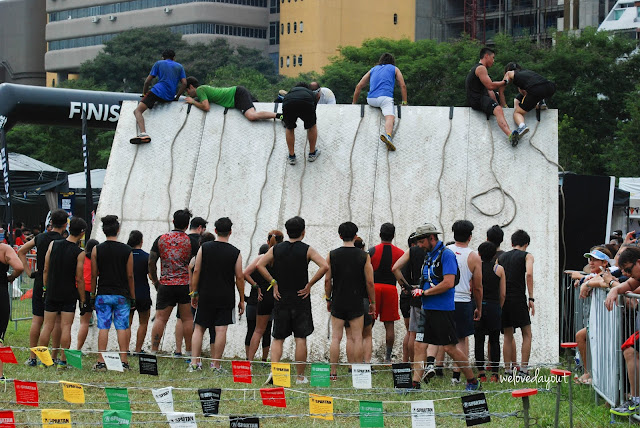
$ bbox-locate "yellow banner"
[31,347,54,367]
[271,362,291,387]
[60,382,85,404]
[309,394,334,421]
[41,409,71,427]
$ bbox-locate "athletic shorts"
[470,93,499,117]
[622,331,640,351]
[32,277,44,317]
[421,309,458,346]
[501,300,531,330]
[331,300,365,321]
[141,91,169,109]
[367,96,395,117]
[345,298,373,328]
[474,301,501,334]
[454,301,474,338]
[400,291,411,319]
[130,297,152,313]
[0,284,9,342]
[44,300,76,313]
[257,290,275,316]
[272,306,314,339]
[409,306,426,334]
[516,81,556,112]
[194,306,235,329]
[246,303,257,322]
[282,100,316,130]
[374,283,400,322]
[234,86,256,114]
[95,295,130,330]
[156,284,190,310]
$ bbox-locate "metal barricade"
[618,292,640,421]
[560,272,591,344]
[8,254,35,329]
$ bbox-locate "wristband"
[528,297,535,302]
[370,301,375,304]
[267,278,277,291]
[401,101,408,105]
[609,280,617,288]
[324,295,331,302]
[503,79,509,86]
[251,283,258,289]
[189,291,198,297]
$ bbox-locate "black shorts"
[501,300,531,329]
[0,285,10,342]
[454,301,474,338]
[474,301,501,334]
[516,81,556,112]
[32,277,44,317]
[331,299,365,321]
[272,306,314,339]
[345,298,373,328]
[44,300,76,313]
[194,306,234,329]
[141,91,169,109]
[422,309,458,346]
[282,100,316,130]
[156,284,190,310]
[257,290,275,316]
[234,86,256,114]
[400,291,411,319]
[470,93,499,117]
[131,297,153,313]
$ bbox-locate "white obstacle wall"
[83,100,559,364]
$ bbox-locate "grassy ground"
[0,320,622,427]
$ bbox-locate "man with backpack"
[410,223,480,391]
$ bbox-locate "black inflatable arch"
[0,83,143,231]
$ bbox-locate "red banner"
[0,411,15,428]
[0,347,17,364]
[14,380,38,407]
[232,361,252,384]
[260,387,286,408]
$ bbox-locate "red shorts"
[374,283,400,322]
[622,331,639,351]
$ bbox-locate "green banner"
[310,363,330,387]
[105,387,130,411]
[359,401,384,427]
[64,349,82,369]
[103,410,132,427]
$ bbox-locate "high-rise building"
[598,0,640,38]
[45,0,281,86]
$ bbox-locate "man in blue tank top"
[353,53,407,151]
[133,49,187,143]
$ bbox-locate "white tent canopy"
[68,169,106,190]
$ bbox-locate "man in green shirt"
[184,76,281,121]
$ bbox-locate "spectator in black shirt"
[127,230,151,355]
[38,217,88,368]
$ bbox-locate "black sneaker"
[275,113,283,120]
[411,381,421,390]
[509,130,520,147]
[93,362,107,372]
[537,99,548,110]
[122,362,130,371]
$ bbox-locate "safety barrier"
[618,292,640,422]
[8,254,35,329]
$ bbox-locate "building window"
[293,22,297,33]
[394,13,398,25]
[287,22,290,33]
[270,0,279,13]
[293,55,297,66]
[270,21,280,45]
[300,21,303,32]
[298,54,302,66]
[280,57,283,68]
[286,56,290,67]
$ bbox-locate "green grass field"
[0,320,624,427]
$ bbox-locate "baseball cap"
[414,223,442,239]
[584,250,611,265]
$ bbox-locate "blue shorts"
[95,295,130,330]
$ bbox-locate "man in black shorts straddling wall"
[184,76,280,122]
[465,47,514,144]
[324,221,375,379]
[502,62,556,140]
[282,83,321,165]
[257,216,328,384]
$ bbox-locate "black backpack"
[420,245,460,288]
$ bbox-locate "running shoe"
[187,363,202,373]
[478,373,487,382]
[288,154,297,165]
[451,377,461,386]
[490,373,500,383]
[24,358,37,367]
[611,399,640,416]
[275,113,283,120]
[517,124,530,137]
[93,362,107,372]
[56,360,67,370]
[509,130,520,147]
[308,149,321,162]
[465,381,482,391]
[537,99,548,110]
[380,133,396,151]
[411,381,421,390]
[264,373,274,385]
[212,366,229,376]
[330,373,338,382]
[295,376,309,384]
[122,362,131,371]
[423,364,436,381]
